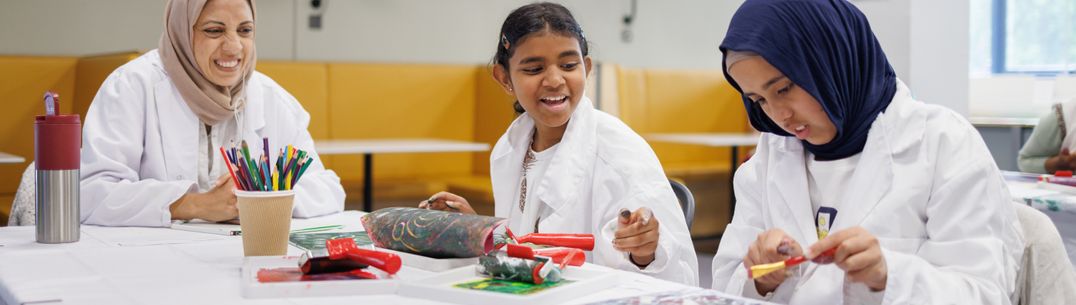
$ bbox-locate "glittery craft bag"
[361,207,508,258]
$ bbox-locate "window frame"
[991,0,1075,75]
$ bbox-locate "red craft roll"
[326,238,402,275]
[515,233,595,251]
[35,115,81,171]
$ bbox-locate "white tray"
[240,256,433,298]
[376,247,479,272]
[397,264,619,305]
[1038,181,1076,195]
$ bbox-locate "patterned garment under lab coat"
[8,163,35,226]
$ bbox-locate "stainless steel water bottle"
[35,91,80,243]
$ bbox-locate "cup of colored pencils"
[220,138,314,192]
[220,138,315,256]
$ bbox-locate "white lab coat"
[711,81,1025,304]
[490,97,700,286]
[80,50,345,227]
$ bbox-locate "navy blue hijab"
[720,0,897,160]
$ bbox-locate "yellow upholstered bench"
[612,65,750,237]
[324,63,513,210]
[443,68,517,215]
[0,56,80,225]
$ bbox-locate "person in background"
[1018,98,1076,174]
[80,0,344,226]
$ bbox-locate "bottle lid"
[1057,170,1073,177]
[35,114,80,124]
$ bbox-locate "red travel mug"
[35,92,80,243]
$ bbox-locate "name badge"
[815,206,838,240]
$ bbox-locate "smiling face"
[494,31,592,130]
[728,56,837,145]
[192,0,254,87]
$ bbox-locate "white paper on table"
[113,272,290,305]
[579,288,777,305]
[291,210,366,232]
[0,226,110,251]
[566,271,692,304]
[0,249,137,305]
[81,226,230,246]
[1009,181,1060,199]
[290,295,449,305]
[69,246,220,278]
[3,275,138,305]
[167,210,367,238]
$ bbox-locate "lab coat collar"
[831,80,919,231]
[766,80,916,244]
[535,98,597,214]
[153,55,267,180]
[767,136,820,245]
[490,97,597,216]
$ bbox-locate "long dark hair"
[493,2,589,113]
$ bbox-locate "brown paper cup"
[236,190,295,256]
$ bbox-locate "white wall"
[854,0,970,116]
[0,0,741,69]
[0,0,166,56]
[285,0,743,68]
[1,0,975,114]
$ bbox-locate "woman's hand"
[418,191,476,214]
[612,207,660,268]
[1045,148,1076,174]
[807,226,887,291]
[744,228,802,295]
[170,175,239,222]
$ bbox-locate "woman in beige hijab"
[79,0,345,226]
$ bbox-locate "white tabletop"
[968,116,1040,128]
[1004,173,1076,267]
[646,133,760,147]
[0,152,25,164]
[315,139,490,155]
[0,211,762,305]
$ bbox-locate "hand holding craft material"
[747,247,837,279]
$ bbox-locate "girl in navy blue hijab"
[711,0,1024,304]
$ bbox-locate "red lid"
[36,114,81,124]
[34,114,81,170]
[1057,170,1073,177]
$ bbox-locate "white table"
[315,139,490,212]
[0,152,25,164]
[0,211,762,305]
[1004,172,1076,266]
[646,133,760,235]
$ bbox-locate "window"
[970,0,1075,75]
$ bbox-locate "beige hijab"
[159,0,257,125]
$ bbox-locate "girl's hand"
[612,207,659,267]
[744,228,802,295]
[807,226,887,291]
[418,191,476,214]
